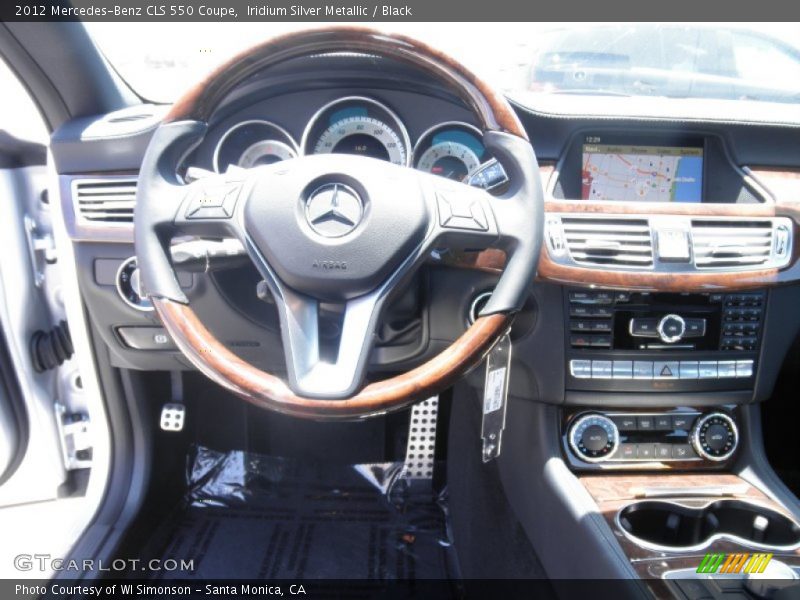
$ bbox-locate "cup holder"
[617,499,800,551]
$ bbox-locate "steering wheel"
[134,27,544,419]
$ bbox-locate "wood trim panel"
[164,26,527,140]
[579,473,800,588]
[154,298,510,419]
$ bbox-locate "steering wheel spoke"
[268,284,385,398]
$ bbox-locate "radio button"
[570,305,592,317]
[654,361,679,379]
[570,335,592,348]
[570,320,593,332]
[594,291,614,304]
[569,360,592,379]
[630,318,659,337]
[591,360,613,378]
[736,360,754,378]
[569,291,594,303]
[590,306,613,318]
[679,361,699,379]
[717,360,737,378]
[612,361,633,379]
[699,361,719,378]
[684,319,706,337]
[590,335,612,348]
[633,361,654,379]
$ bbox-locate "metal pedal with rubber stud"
[160,403,186,432]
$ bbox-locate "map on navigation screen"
[581,143,703,202]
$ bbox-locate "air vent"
[73,178,137,224]
[691,220,776,268]
[561,217,654,268]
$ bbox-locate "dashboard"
[49,51,800,412]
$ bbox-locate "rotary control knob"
[116,257,153,312]
[657,313,686,343]
[568,414,619,463]
[691,412,738,461]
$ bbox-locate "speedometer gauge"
[213,120,298,173]
[302,97,411,166]
[413,122,488,182]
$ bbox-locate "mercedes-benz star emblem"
[304,183,363,238]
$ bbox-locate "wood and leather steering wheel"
[134,27,544,419]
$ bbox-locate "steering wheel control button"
[304,183,363,238]
[436,192,489,231]
[692,413,739,461]
[185,183,240,219]
[568,414,619,463]
[657,314,686,343]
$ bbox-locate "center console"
[565,288,764,393]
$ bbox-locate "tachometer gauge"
[413,122,488,182]
[416,141,481,181]
[302,96,411,166]
[213,120,298,173]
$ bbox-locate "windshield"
[86,22,800,105]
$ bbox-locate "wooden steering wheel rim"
[153,27,526,419]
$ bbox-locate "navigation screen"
[581,142,703,202]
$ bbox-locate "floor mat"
[139,446,458,582]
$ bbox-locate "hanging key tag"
[481,331,512,462]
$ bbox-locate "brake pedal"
[160,403,185,432]
[402,396,439,482]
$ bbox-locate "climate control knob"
[691,412,738,461]
[568,414,619,462]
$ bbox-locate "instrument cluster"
[212,95,503,187]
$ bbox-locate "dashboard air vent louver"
[691,220,774,268]
[561,217,654,268]
[73,178,137,224]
